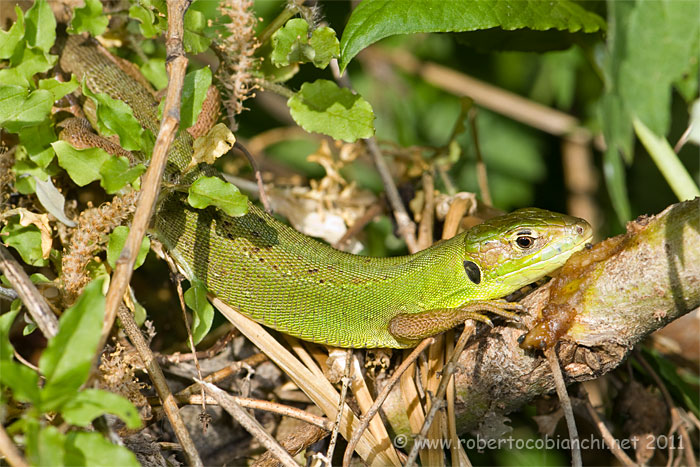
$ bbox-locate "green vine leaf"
[288,79,375,142]
[339,0,606,71]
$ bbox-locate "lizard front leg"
[388,300,524,343]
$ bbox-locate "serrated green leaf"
[106,226,150,270]
[0,360,41,404]
[0,6,25,59]
[0,306,20,361]
[140,58,168,90]
[25,424,65,467]
[82,80,152,154]
[61,389,141,428]
[39,278,105,411]
[99,156,146,194]
[53,141,110,187]
[24,0,56,53]
[271,18,314,67]
[187,176,248,217]
[181,66,212,131]
[184,279,214,345]
[69,0,109,36]
[0,86,53,133]
[339,0,605,71]
[309,26,340,68]
[64,432,140,467]
[38,75,79,103]
[288,79,375,142]
[128,4,163,38]
[1,217,48,267]
[271,19,339,69]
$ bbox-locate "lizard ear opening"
[463,260,481,284]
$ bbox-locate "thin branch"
[99,0,191,351]
[342,338,434,467]
[468,108,492,206]
[634,350,697,467]
[416,171,435,250]
[234,141,272,213]
[173,273,207,418]
[0,245,58,338]
[152,394,333,431]
[366,138,418,253]
[380,49,583,137]
[332,202,384,250]
[117,303,203,466]
[198,380,298,467]
[0,285,19,301]
[581,388,635,466]
[326,348,353,464]
[545,346,582,467]
[405,325,476,466]
[0,423,28,467]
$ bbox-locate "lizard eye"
[515,235,535,250]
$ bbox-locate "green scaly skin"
[60,36,593,348]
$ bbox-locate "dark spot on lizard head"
[308,268,319,274]
[319,279,325,284]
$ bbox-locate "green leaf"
[633,118,700,202]
[140,58,168,90]
[271,19,339,69]
[183,7,212,53]
[618,1,700,137]
[339,0,606,71]
[1,217,48,267]
[272,18,315,67]
[62,389,141,428]
[18,123,56,169]
[0,360,41,405]
[82,80,152,154]
[0,46,57,87]
[39,279,105,411]
[99,156,146,194]
[288,79,375,142]
[184,279,214,345]
[69,0,109,36]
[106,226,150,270]
[602,147,631,225]
[309,26,340,68]
[53,141,110,187]
[128,4,164,38]
[24,0,56,53]
[600,0,700,162]
[25,423,65,467]
[0,86,53,133]
[64,432,139,467]
[0,6,25,59]
[187,176,249,217]
[0,306,19,361]
[180,66,212,131]
[38,76,79,103]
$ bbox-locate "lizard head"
[461,208,593,298]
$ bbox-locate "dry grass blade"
[198,380,298,467]
[211,296,399,466]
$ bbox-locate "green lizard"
[59,36,593,349]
